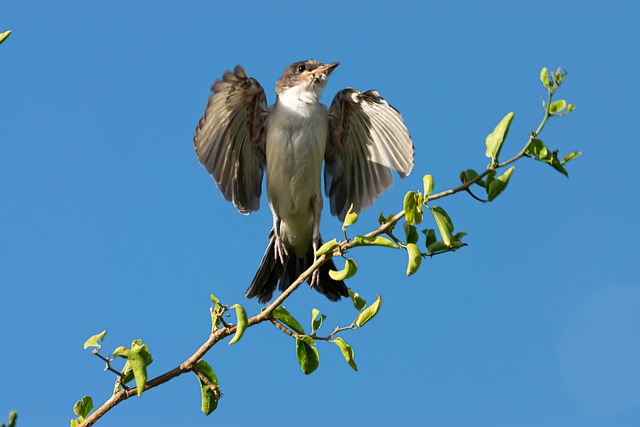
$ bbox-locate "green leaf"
[526,138,550,160]
[333,337,358,371]
[406,243,422,275]
[355,294,382,328]
[0,30,11,46]
[378,211,387,225]
[422,228,437,249]
[487,166,515,201]
[296,336,320,375]
[210,293,221,308]
[348,289,367,311]
[403,222,419,244]
[561,151,581,164]
[83,330,106,350]
[549,99,567,114]
[430,206,454,246]
[352,235,398,249]
[315,239,338,256]
[311,308,326,334]
[454,231,467,241]
[73,396,93,418]
[552,68,567,86]
[460,169,485,187]
[566,103,576,113]
[485,169,496,187]
[195,360,219,415]
[342,204,358,229]
[228,304,248,345]
[7,412,16,427]
[423,174,434,196]
[427,240,448,255]
[550,155,569,177]
[113,340,153,397]
[210,293,221,329]
[540,67,552,89]
[403,191,423,225]
[273,306,305,335]
[329,258,357,281]
[485,112,514,164]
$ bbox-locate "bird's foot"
[309,239,322,290]
[274,235,288,266]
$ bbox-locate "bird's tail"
[245,236,349,304]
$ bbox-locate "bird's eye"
[297,64,306,73]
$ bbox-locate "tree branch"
[79,102,557,426]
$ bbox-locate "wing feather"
[326,88,414,220]
[193,65,268,214]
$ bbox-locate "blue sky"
[1,1,639,426]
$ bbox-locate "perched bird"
[194,60,414,303]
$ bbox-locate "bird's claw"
[274,235,287,265]
[309,239,322,290]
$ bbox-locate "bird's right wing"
[194,66,268,214]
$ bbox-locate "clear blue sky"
[2,1,639,426]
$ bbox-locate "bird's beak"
[312,62,340,79]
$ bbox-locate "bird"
[193,60,414,303]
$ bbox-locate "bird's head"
[275,60,339,102]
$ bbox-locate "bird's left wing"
[194,65,268,214]
[325,88,414,220]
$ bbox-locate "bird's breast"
[265,101,328,246]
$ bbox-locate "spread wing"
[325,88,414,220]
[194,65,268,214]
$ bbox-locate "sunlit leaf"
[430,206,454,246]
[228,304,248,345]
[296,336,319,375]
[348,289,367,311]
[83,330,106,350]
[328,258,357,281]
[540,67,552,89]
[6,412,17,427]
[73,396,93,418]
[487,166,515,201]
[315,239,338,256]
[195,360,219,415]
[0,30,11,46]
[273,306,305,335]
[333,337,358,371]
[526,138,549,160]
[113,340,153,397]
[549,99,567,114]
[311,308,326,334]
[485,112,514,164]
[352,235,398,249]
[342,204,358,229]
[404,191,423,225]
[561,151,581,164]
[406,243,422,276]
[210,293,221,329]
[423,174,434,196]
[355,294,382,328]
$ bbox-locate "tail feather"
[245,239,282,303]
[246,237,348,303]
